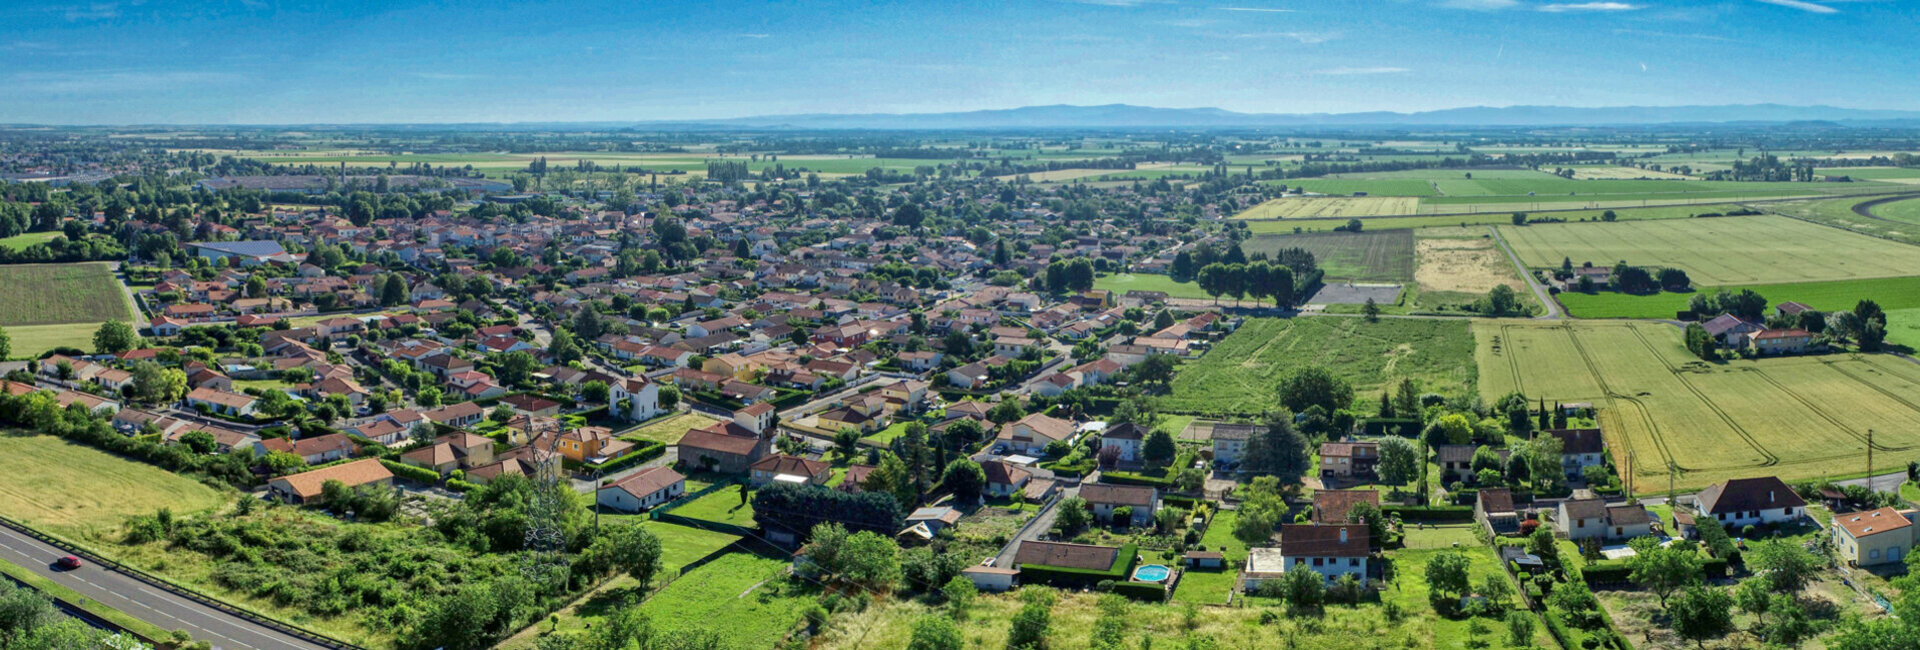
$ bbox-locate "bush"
[586,443,666,474]
[1580,562,1631,586]
[446,479,481,493]
[1110,581,1167,602]
[1381,505,1473,522]
[380,459,442,485]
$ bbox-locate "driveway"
[991,483,1079,568]
[1488,225,1562,319]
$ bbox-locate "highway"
[0,524,337,650]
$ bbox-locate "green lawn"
[1170,509,1248,605]
[0,231,61,251]
[1162,317,1475,417]
[620,413,719,445]
[1556,275,1920,319]
[668,483,755,528]
[1092,273,1212,300]
[862,420,913,444]
[642,521,742,572]
[1386,525,1555,649]
[638,553,812,649]
[0,434,230,538]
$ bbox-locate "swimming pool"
[1132,564,1172,582]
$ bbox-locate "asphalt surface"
[1488,225,1563,319]
[0,525,334,650]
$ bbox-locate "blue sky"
[1,0,1914,124]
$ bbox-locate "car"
[54,556,81,570]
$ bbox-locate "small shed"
[1184,550,1225,569]
[962,565,1019,592]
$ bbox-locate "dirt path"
[1849,192,1920,221]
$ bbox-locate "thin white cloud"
[1539,2,1641,12]
[1220,6,1296,12]
[1063,0,1169,6]
[1754,0,1838,13]
[11,70,246,94]
[60,3,121,20]
[1438,0,1519,10]
[1611,28,1734,42]
[1313,66,1411,75]
[1232,31,1340,43]
[412,72,484,81]
[737,33,771,38]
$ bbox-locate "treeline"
[1704,154,1817,182]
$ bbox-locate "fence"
[0,514,360,649]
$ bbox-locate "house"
[1313,490,1381,526]
[597,467,687,513]
[1318,441,1380,479]
[266,459,393,504]
[1749,328,1812,355]
[1700,314,1763,348]
[1689,476,1806,528]
[1276,524,1370,584]
[1184,550,1225,569]
[185,387,258,417]
[1013,540,1122,573]
[1099,422,1146,463]
[423,401,485,428]
[1212,423,1254,468]
[1556,499,1655,541]
[997,413,1075,455]
[1080,483,1158,527]
[1831,507,1916,567]
[677,420,769,475]
[981,460,1032,498]
[749,454,831,486]
[254,432,355,465]
[556,426,633,463]
[1436,444,1480,484]
[1476,488,1521,535]
[191,240,292,267]
[399,432,497,476]
[1774,301,1814,319]
[906,506,964,535]
[1545,428,1606,480]
[960,565,1019,592]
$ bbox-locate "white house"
[1689,476,1806,529]
[1099,422,1146,463]
[1556,499,1655,541]
[596,466,686,513]
[1080,483,1158,527]
[1278,524,1370,584]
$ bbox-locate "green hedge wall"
[1111,580,1168,602]
[587,443,667,474]
[1018,544,1139,588]
[1358,418,1421,437]
[1382,505,1474,522]
[379,459,442,485]
[1099,472,1175,488]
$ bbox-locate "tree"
[1511,212,1528,226]
[1475,285,1525,316]
[942,575,977,616]
[1684,323,1717,361]
[988,399,1025,424]
[1748,539,1819,595]
[1132,353,1177,386]
[941,459,986,502]
[1733,577,1772,630]
[1277,366,1353,414]
[833,428,862,462]
[92,320,139,355]
[130,361,187,405]
[1759,593,1814,646]
[1142,429,1177,469]
[1346,500,1388,543]
[1280,564,1325,612]
[1362,298,1380,322]
[1007,599,1052,650]
[1055,497,1092,536]
[866,451,916,509]
[493,351,540,387]
[179,430,217,454]
[381,273,410,306]
[0,326,12,361]
[1525,434,1563,491]
[1548,578,1600,628]
[1627,536,1702,607]
[1669,585,1735,649]
[657,384,680,409]
[1376,436,1419,487]
[590,523,663,587]
[580,380,610,404]
[1242,411,1312,483]
[908,615,963,650]
[1478,572,1513,611]
[548,327,582,364]
[1424,551,1471,606]
[1504,611,1535,648]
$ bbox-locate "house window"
[1348,558,1359,567]
[1313,558,1324,567]
[1870,549,1881,559]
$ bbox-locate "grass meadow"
[0,231,60,251]
[1555,275,1920,319]
[1475,320,1920,491]
[1233,196,1421,219]
[1498,215,1920,285]
[0,263,135,327]
[1871,195,1920,225]
[1243,230,1416,282]
[1092,273,1214,300]
[1760,195,1920,246]
[1163,317,1475,417]
[619,413,720,445]
[0,434,230,539]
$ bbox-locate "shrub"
[380,459,442,485]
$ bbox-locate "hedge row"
[1018,544,1139,588]
[1099,472,1175,488]
[1111,580,1168,602]
[1357,418,1421,437]
[1581,562,1630,586]
[380,459,442,485]
[587,443,667,474]
[1382,505,1474,522]
[446,479,480,493]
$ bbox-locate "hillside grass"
[0,434,230,539]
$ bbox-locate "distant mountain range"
[640,103,1920,130]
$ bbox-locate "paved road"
[0,526,333,650]
[1835,470,1909,493]
[1488,225,1562,320]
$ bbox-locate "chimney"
[1769,490,1775,504]
[1339,528,1348,544]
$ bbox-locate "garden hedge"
[1382,505,1474,522]
[1357,418,1421,437]
[1580,562,1631,586]
[1111,580,1168,602]
[1018,544,1138,588]
[380,459,443,485]
[1099,472,1175,488]
[586,443,667,474]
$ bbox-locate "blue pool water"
[1132,564,1171,582]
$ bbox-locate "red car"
[55,556,81,570]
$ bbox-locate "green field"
[1092,273,1212,300]
[643,521,740,572]
[1498,215,1920,285]
[620,413,720,445]
[0,263,135,328]
[1243,203,1713,233]
[1287,178,1440,197]
[638,553,812,648]
[1888,307,1920,351]
[1872,196,1920,225]
[0,231,60,251]
[0,434,230,538]
[1243,230,1415,282]
[1475,320,1920,491]
[1816,167,1920,181]
[1556,275,1920,319]
[1760,195,1920,246]
[1163,317,1475,416]
[668,483,755,528]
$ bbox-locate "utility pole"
[1625,450,1634,501]
[1667,461,1676,507]
[1867,429,1875,494]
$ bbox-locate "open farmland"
[0,434,230,539]
[1497,215,1920,285]
[1163,317,1473,417]
[1564,166,1695,180]
[1242,203,1711,233]
[1285,178,1440,197]
[1475,320,1920,491]
[0,263,135,327]
[1233,196,1419,219]
[1760,194,1920,246]
[1870,195,1920,225]
[1556,275,1920,319]
[1414,235,1526,295]
[1243,230,1414,282]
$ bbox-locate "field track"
[1850,192,1920,220]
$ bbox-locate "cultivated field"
[0,232,60,251]
[1871,196,1920,225]
[1243,230,1415,282]
[1414,235,1526,295]
[1498,215,1920,284]
[1163,317,1474,416]
[1565,166,1695,180]
[1475,321,1920,491]
[1233,196,1419,219]
[1760,195,1920,246]
[1286,178,1440,197]
[0,263,135,327]
[1555,275,1920,319]
[0,434,230,538]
